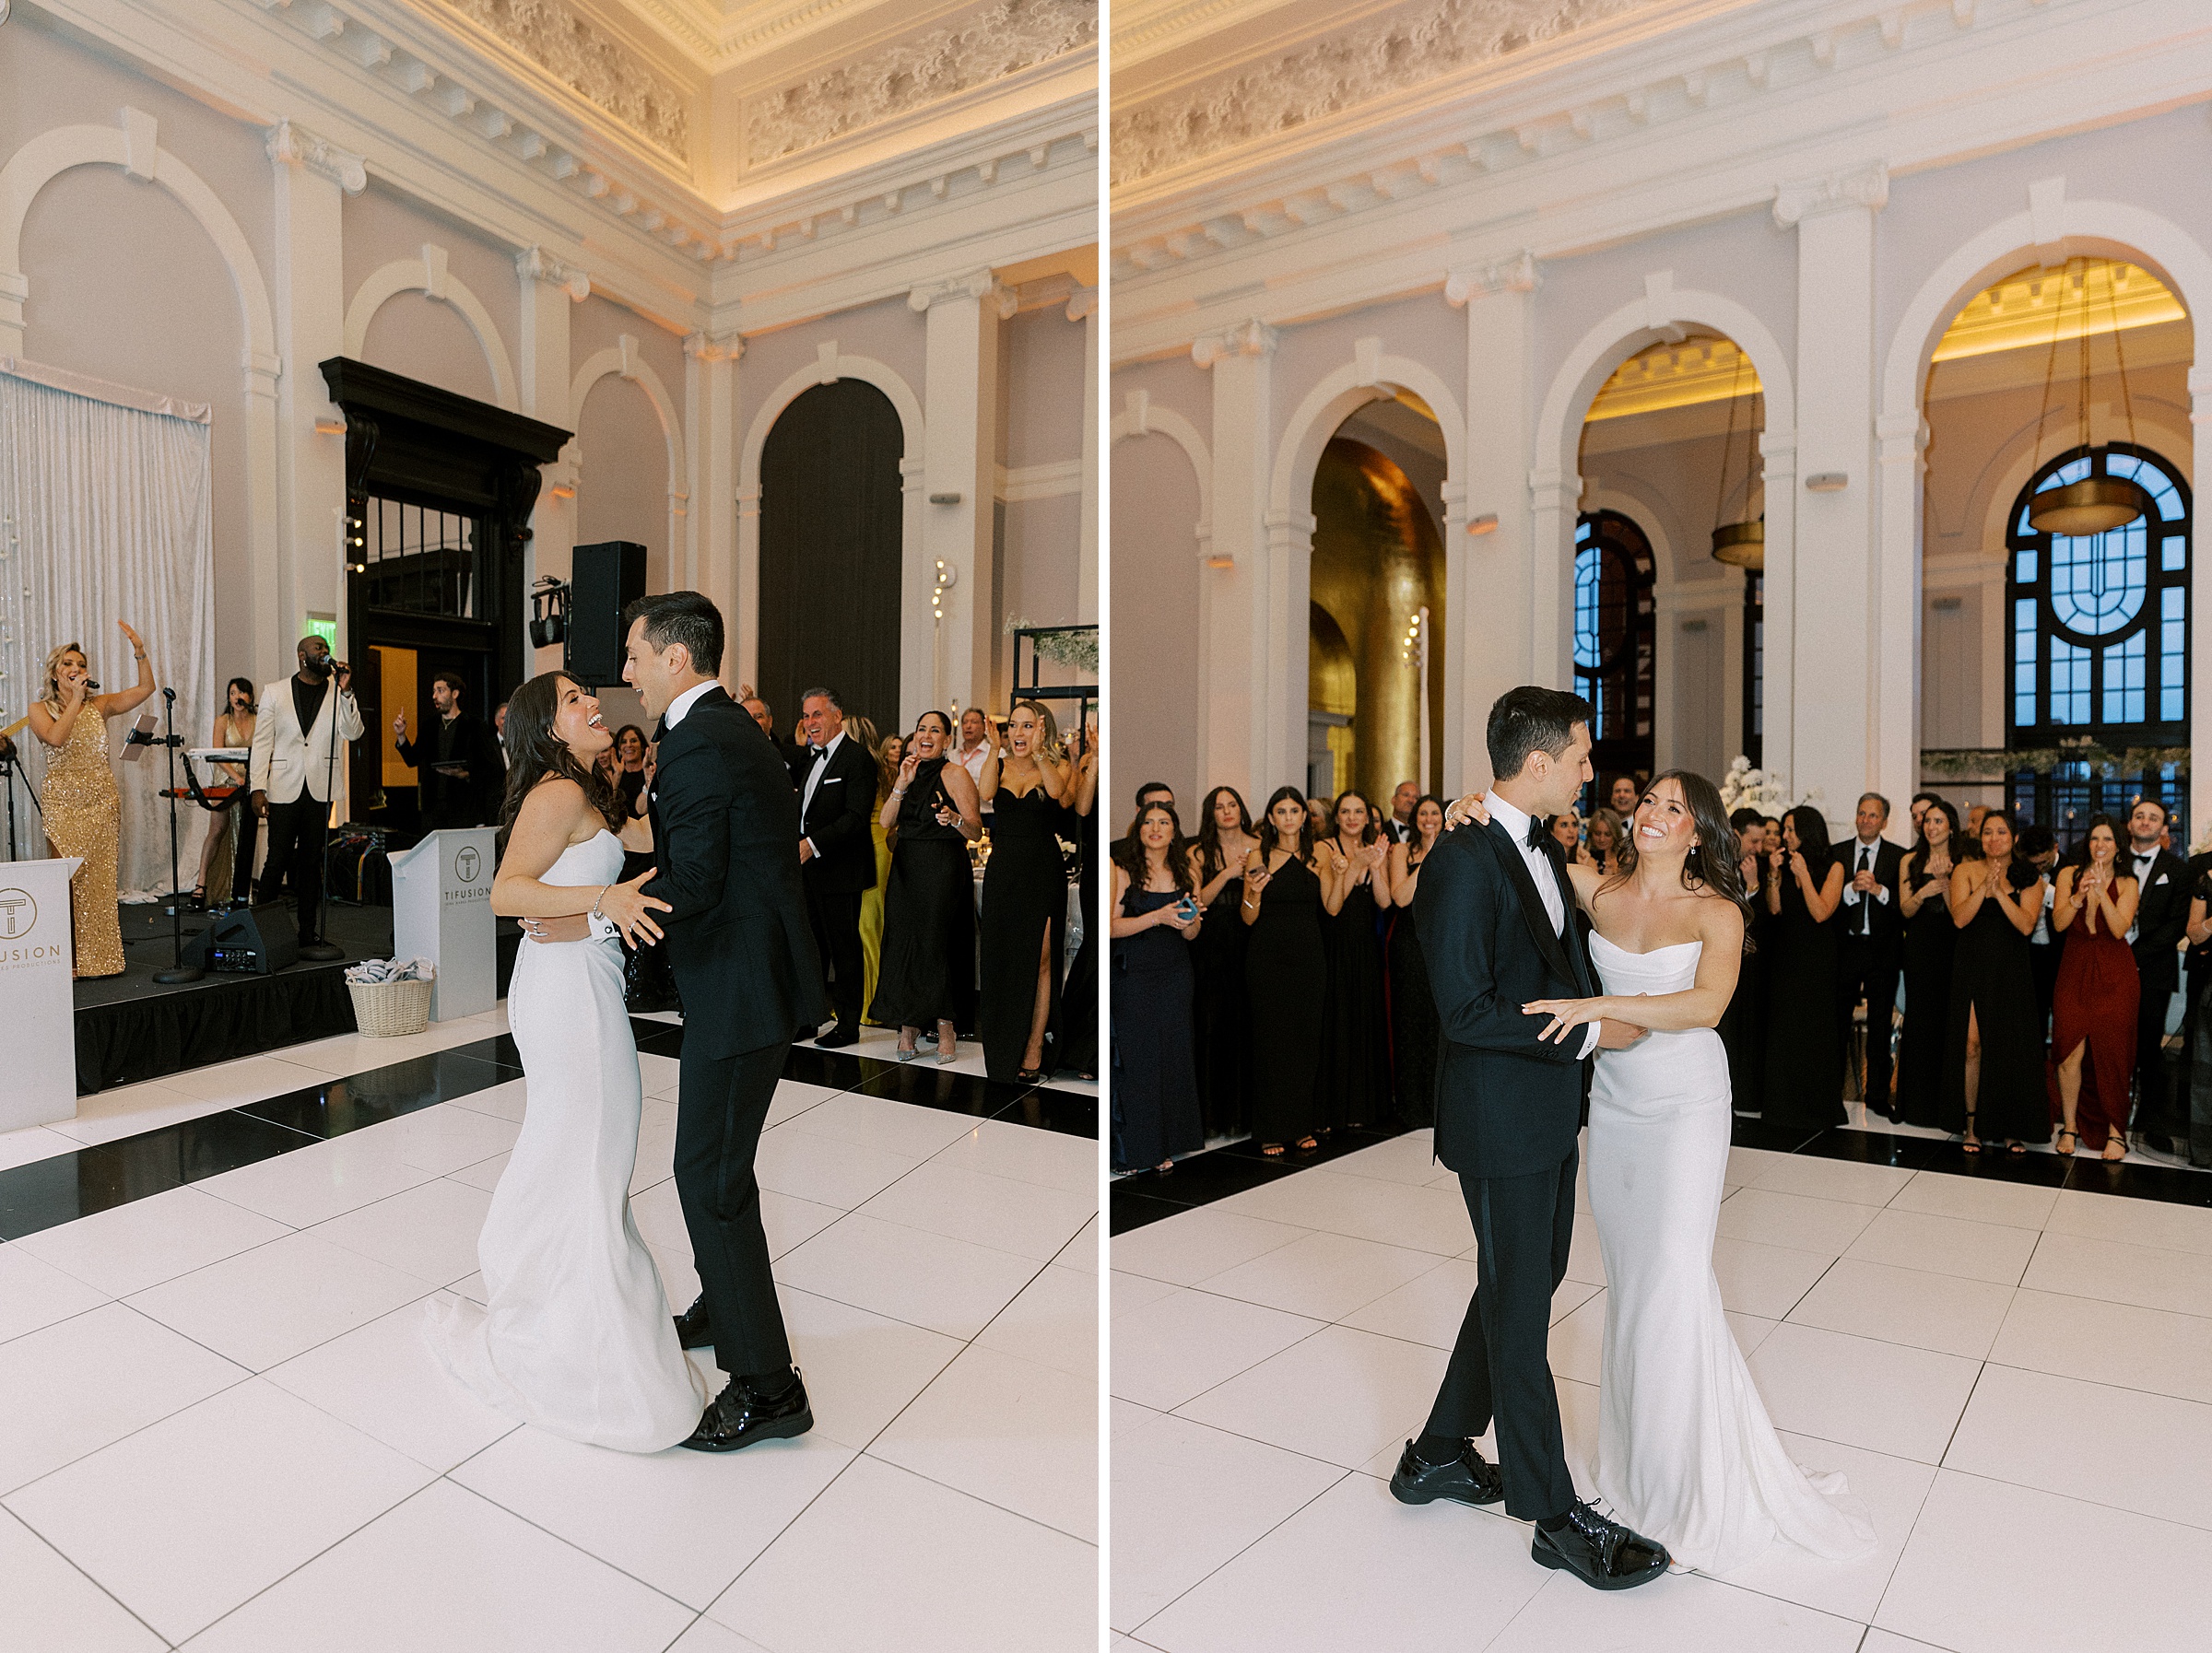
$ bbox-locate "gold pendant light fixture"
[1710,340,1764,569]
[2026,255,2151,537]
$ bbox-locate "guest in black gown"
[1720,809,1770,1116]
[1317,791,1393,1130]
[1896,798,1961,1127]
[873,710,983,1063]
[976,701,1071,1081]
[1242,786,1344,1155]
[1385,794,1446,1129]
[1188,785,1259,1140]
[1761,804,1847,1129]
[1942,810,2048,1152]
[1054,716,1100,1079]
[1111,803,1206,1172]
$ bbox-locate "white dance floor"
[1111,1128,2212,1653]
[1,1009,1098,1652]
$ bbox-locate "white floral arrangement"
[1718,756,1823,813]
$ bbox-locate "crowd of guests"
[1112,767,2212,1173]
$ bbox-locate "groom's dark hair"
[623,591,724,676]
[1487,686,1594,780]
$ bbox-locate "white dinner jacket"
[249,676,363,803]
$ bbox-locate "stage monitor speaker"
[180,905,301,976]
[567,541,648,686]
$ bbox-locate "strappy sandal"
[2103,1129,2128,1162]
[2054,1127,2078,1156]
[1260,1142,1286,1157]
[1294,1135,1319,1153]
[1961,1113,1981,1155]
[2006,1140,2027,1155]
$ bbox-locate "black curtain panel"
[758,380,905,738]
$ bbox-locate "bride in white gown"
[425,672,707,1452]
[1523,770,1876,1576]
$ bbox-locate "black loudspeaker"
[181,904,301,975]
[567,541,648,686]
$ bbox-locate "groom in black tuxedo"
[1394,686,1669,1591]
[621,592,829,1453]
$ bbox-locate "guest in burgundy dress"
[2047,815,2140,1160]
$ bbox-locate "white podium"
[0,858,82,1129]
[390,828,498,1023]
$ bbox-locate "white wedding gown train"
[426,831,706,1452]
[1586,932,1877,1575]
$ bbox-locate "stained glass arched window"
[2006,442,2189,843]
[1573,510,1656,794]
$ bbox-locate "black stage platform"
[72,901,394,1094]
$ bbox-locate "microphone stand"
[0,733,41,862]
[151,687,203,984]
[296,667,348,962]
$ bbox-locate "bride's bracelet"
[588,885,609,920]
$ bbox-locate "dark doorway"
[759,381,904,737]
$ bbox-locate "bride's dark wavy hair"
[1601,768,1755,944]
[497,672,625,855]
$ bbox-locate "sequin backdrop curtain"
[0,362,215,893]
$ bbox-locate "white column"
[685,332,741,633]
[516,247,585,676]
[2192,363,2212,836]
[912,270,1007,719]
[1779,163,1887,826]
[1072,285,1100,624]
[266,122,360,684]
[1194,320,1277,801]
[1448,252,1539,791]
[1759,429,1798,799]
[1876,410,1928,806]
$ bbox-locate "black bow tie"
[651,718,667,743]
[808,744,826,757]
[1526,816,1552,851]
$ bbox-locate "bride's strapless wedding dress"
[426,830,706,1452]
[1585,931,1877,1575]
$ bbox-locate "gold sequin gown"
[41,706,126,977]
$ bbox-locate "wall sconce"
[548,484,576,499]
[1805,473,1848,493]
[1465,513,1500,535]
[312,417,346,436]
[930,558,957,623]
[928,492,963,505]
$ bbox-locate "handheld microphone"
[82,678,101,691]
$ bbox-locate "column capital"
[909,268,1006,313]
[516,245,590,301]
[685,330,743,363]
[1192,319,1277,369]
[1772,161,1888,228]
[265,119,366,195]
[1444,251,1539,306]
[1065,284,1098,322]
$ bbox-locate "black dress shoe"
[816,1025,860,1049]
[1389,1439,1505,1508]
[672,1295,712,1350]
[678,1370,813,1453]
[1531,1500,1669,1590]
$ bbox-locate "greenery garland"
[1002,616,1099,674]
[1919,742,2191,780]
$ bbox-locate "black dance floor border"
[0,1020,1096,1245]
[1108,1114,2212,1237]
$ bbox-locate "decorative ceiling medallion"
[745,0,1096,165]
[1112,0,1665,183]
[436,0,692,160]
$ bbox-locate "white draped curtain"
[0,358,216,894]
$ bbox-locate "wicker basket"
[347,976,433,1038]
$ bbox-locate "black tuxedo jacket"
[396,711,504,826]
[1829,837,1906,959]
[794,735,878,895]
[1414,816,1596,1179]
[2130,847,2192,994]
[642,687,828,1057]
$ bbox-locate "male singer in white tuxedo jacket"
[248,636,362,955]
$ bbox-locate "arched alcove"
[575,371,677,593]
[758,379,905,735]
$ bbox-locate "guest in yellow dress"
[27,623,158,979]
[860,730,901,1025]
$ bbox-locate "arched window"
[1573,510,1656,794]
[2006,442,2190,843]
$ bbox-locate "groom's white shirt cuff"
[1482,791,1603,1061]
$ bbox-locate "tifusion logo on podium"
[393,828,498,1021]
[447,843,488,904]
[0,886,65,968]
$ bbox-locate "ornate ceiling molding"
[516,243,593,299]
[433,0,692,160]
[744,0,1096,165]
[266,117,370,192]
[1191,318,1277,366]
[1771,158,1888,225]
[1112,0,1667,185]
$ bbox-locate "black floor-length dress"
[1247,854,1328,1145]
[1721,891,1770,1116]
[1191,866,1253,1139]
[872,757,976,1032]
[978,786,1067,1079]
[1896,870,1958,1127]
[1386,883,1440,1130]
[1761,871,1846,1129]
[1112,887,1204,1171]
[1055,800,1100,1077]
[1318,873,1390,1129]
[1941,873,2047,1142]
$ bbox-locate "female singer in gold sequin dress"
[27,624,157,978]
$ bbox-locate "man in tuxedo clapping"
[791,688,878,1048]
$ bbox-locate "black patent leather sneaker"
[1531,1499,1669,1589]
[678,1370,813,1453]
[1388,1439,1505,1508]
[672,1295,713,1351]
